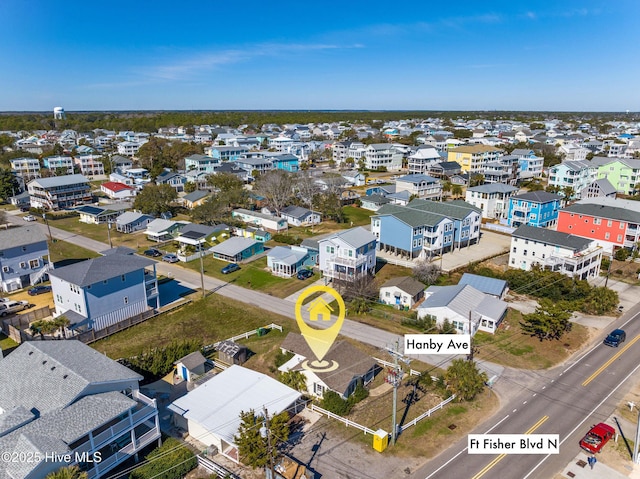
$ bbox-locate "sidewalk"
[559,452,627,479]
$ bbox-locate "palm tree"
[451,184,463,199]
[442,181,452,197]
[46,466,87,479]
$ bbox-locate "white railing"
[399,395,457,432]
[309,404,376,435]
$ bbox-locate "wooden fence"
[1,306,54,343]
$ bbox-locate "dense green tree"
[234,410,289,469]
[279,371,307,392]
[451,184,463,198]
[207,172,249,213]
[191,196,224,225]
[133,183,177,215]
[183,181,197,193]
[444,359,488,401]
[469,174,485,187]
[520,299,573,341]
[0,168,20,200]
[130,437,197,479]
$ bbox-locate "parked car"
[28,285,52,296]
[19,206,30,212]
[23,215,36,222]
[579,423,615,454]
[221,263,240,274]
[162,253,179,263]
[0,300,30,317]
[296,269,314,280]
[603,329,626,347]
[144,248,162,257]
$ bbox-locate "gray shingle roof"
[281,205,313,220]
[0,225,47,251]
[380,276,425,296]
[176,351,207,369]
[49,252,154,287]
[268,246,308,266]
[562,202,640,224]
[512,225,592,250]
[512,191,562,203]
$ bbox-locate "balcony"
[329,255,368,268]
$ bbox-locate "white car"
[23,215,36,222]
[0,300,30,316]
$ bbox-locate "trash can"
[257,327,266,337]
[373,429,389,452]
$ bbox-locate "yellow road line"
[582,334,640,387]
[471,416,549,479]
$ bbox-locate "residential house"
[0,225,50,293]
[267,246,311,277]
[211,237,264,262]
[458,273,508,299]
[509,225,602,279]
[174,351,207,382]
[271,154,300,172]
[109,172,134,186]
[117,141,145,156]
[280,205,321,227]
[506,191,562,228]
[362,144,403,170]
[580,178,617,199]
[156,170,186,193]
[185,153,220,173]
[341,170,366,186]
[10,157,40,180]
[77,205,120,225]
[299,233,333,267]
[360,194,391,212]
[112,155,133,174]
[0,341,160,479]
[394,174,443,200]
[213,162,250,181]
[206,145,249,161]
[511,149,544,179]
[28,174,91,210]
[465,183,518,220]
[175,223,220,259]
[407,147,442,174]
[332,141,353,166]
[232,208,288,232]
[184,169,211,191]
[279,333,378,399]
[427,161,462,179]
[145,219,188,242]
[116,211,154,234]
[591,157,640,195]
[233,157,273,176]
[101,181,136,200]
[123,168,151,187]
[50,249,159,331]
[182,190,209,209]
[548,160,597,198]
[483,155,520,185]
[447,145,502,174]
[235,226,270,242]
[379,276,425,308]
[168,365,302,464]
[9,191,30,208]
[43,155,74,175]
[318,227,377,281]
[371,199,481,260]
[556,197,640,254]
[559,143,589,161]
[74,154,105,177]
[417,284,508,335]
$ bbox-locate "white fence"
[309,404,376,435]
[399,394,457,432]
[203,323,283,353]
[482,223,515,235]
[177,248,214,263]
[373,357,433,379]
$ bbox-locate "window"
[314,383,325,395]
[532,251,536,257]
[523,250,528,256]
[594,218,601,225]
[620,223,625,229]
[385,292,390,297]
[617,235,623,242]
[121,274,126,282]
[607,220,612,227]
[348,250,353,257]
[20,262,27,269]
[511,258,515,264]
[605,232,610,239]
[512,247,517,253]
[29,259,39,269]
[2,266,9,273]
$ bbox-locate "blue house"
[49,249,159,332]
[371,199,481,259]
[507,191,562,228]
[271,154,300,172]
[207,146,249,161]
[267,246,310,277]
[116,211,155,233]
[0,225,50,293]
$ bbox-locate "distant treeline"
[0,110,637,133]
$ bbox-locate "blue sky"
[1,0,638,112]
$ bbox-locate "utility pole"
[261,406,276,479]
[605,253,613,288]
[42,213,53,242]
[107,221,113,248]
[385,340,411,445]
[198,240,206,299]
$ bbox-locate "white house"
[394,174,443,200]
[168,365,302,463]
[465,183,519,220]
[417,284,508,335]
[363,144,403,171]
[407,147,442,175]
[10,157,40,180]
[379,276,425,309]
[280,205,321,227]
[231,208,288,232]
[101,181,137,200]
[509,225,602,280]
[318,227,377,281]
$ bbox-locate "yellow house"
[447,145,502,173]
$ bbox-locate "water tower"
[53,107,66,120]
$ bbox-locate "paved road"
[409,301,640,479]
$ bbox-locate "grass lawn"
[48,239,100,265]
[180,256,317,298]
[92,293,299,360]
[0,333,19,355]
[473,308,590,369]
[48,216,156,250]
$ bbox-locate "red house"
[101,181,136,200]
[557,198,640,254]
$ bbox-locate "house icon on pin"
[306,298,334,321]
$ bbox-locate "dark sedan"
[296,269,314,280]
[603,329,626,347]
[28,285,52,296]
[144,249,162,257]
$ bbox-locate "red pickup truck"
[579,423,615,453]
